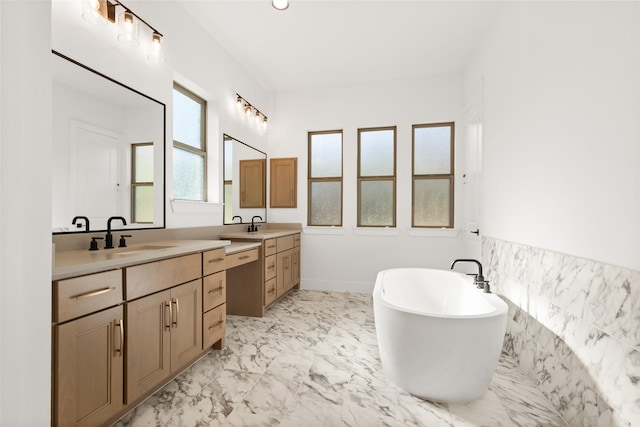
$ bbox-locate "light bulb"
[82,0,107,24]
[117,10,139,46]
[236,96,244,111]
[244,105,253,119]
[262,116,268,130]
[255,110,262,126]
[148,32,165,62]
[272,0,289,10]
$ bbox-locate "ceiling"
[179,1,501,92]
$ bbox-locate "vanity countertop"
[53,239,231,281]
[225,241,262,254]
[219,229,300,240]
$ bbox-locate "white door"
[462,83,483,259]
[71,121,122,230]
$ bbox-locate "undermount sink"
[112,245,176,256]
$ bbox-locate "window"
[172,83,206,201]
[358,126,396,227]
[308,130,343,226]
[131,143,154,223]
[412,122,454,228]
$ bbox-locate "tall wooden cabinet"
[270,157,297,208]
[240,158,266,208]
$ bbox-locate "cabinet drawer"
[54,269,123,323]
[203,271,226,312]
[226,248,259,269]
[293,233,301,247]
[264,255,277,280]
[264,277,277,306]
[203,248,225,276]
[277,235,294,252]
[125,253,201,300]
[264,238,277,256]
[203,303,226,348]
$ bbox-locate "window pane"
[360,129,394,176]
[173,89,202,149]
[133,186,153,223]
[360,180,394,226]
[310,181,341,226]
[414,178,450,227]
[173,147,205,200]
[134,144,154,182]
[414,126,451,175]
[310,133,342,178]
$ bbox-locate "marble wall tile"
[484,237,639,427]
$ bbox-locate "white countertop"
[53,239,231,281]
[225,241,262,254]
[219,229,299,240]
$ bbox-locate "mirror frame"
[223,134,267,225]
[51,50,166,235]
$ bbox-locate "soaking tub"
[373,268,508,403]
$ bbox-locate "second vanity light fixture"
[82,0,165,62]
[236,94,268,130]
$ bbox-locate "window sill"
[170,199,223,214]
[408,228,459,237]
[353,227,400,236]
[303,226,345,236]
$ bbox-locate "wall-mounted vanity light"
[236,94,268,131]
[82,0,165,62]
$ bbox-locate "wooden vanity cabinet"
[202,248,227,350]
[262,233,301,304]
[53,271,124,427]
[124,255,203,403]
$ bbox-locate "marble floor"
[114,290,567,426]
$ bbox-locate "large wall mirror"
[223,134,267,224]
[52,51,165,234]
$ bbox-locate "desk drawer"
[54,270,123,323]
[203,271,226,312]
[293,233,301,247]
[203,303,226,348]
[203,248,225,276]
[225,248,259,269]
[264,277,277,306]
[264,254,276,280]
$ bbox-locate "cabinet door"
[276,250,293,298]
[126,290,171,403]
[55,305,124,427]
[270,157,297,208]
[292,246,300,287]
[170,279,203,372]
[240,158,266,208]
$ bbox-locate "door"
[462,82,484,259]
[55,305,124,427]
[71,121,122,230]
[126,290,171,403]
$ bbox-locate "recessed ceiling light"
[272,0,289,11]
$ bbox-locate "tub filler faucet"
[450,259,490,291]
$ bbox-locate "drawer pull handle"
[267,265,275,270]
[239,255,250,260]
[165,301,172,329]
[72,286,115,300]
[172,298,179,327]
[208,286,224,294]
[267,245,276,249]
[208,320,224,330]
[115,319,124,357]
[267,288,275,294]
[208,258,224,263]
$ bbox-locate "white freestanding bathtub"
[373,268,508,403]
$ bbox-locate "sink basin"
[112,245,176,256]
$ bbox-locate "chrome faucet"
[72,216,90,232]
[248,215,262,232]
[232,215,243,224]
[105,216,127,249]
[450,259,488,290]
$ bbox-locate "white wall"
[52,0,272,229]
[465,1,640,271]
[0,1,52,425]
[269,74,467,291]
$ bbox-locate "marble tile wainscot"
[482,236,640,427]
